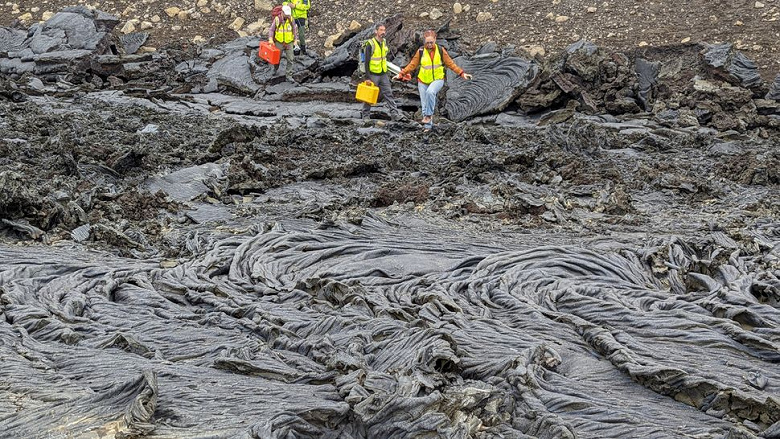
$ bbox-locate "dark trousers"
[295,18,307,51]
[272,41,295,77]
[362,72,398,118]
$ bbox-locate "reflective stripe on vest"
[418,45,444,83]
[274,17,294,44]
[368,38,388,74]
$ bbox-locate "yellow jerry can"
[355,80,380,105]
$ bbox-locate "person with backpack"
[396,30,472,131]
[268,4,299,82]
[284,0,310,55]
[361,24,406,121]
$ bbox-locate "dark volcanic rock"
[121,32,149,55]
[767,74,780,101]
[701,43,763,90]
[0,27,27,52]
[0,8,118,77]
[445,53,538,122]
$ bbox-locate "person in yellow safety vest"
[268,4,299,82]
[284,0,310,55]
[361,24,406,121]
[397,29,472,131]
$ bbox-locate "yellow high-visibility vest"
[274,16,294,44]
[288,0,310,19]
[368,38,388,74]
[418,45,444,83]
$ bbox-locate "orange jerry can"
[259,41,281,65]
[355,80,379,105]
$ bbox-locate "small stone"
[522,45,545,57]
[41,11,54,20]
[137,46,157,53]
[29,6,39,12]
[254,0,273,10]
[324,33,340,48]
[164,6,180,17]
[755,1,764,8]
[151,14,161,22]
[245,20,264,34]
[430,8,443,20]
[680,37,691,43]
[196,0,208,6]
[171,25,182,31]
[476,11,492,22]
[200,7,210,13]
[554,15,569,22]
[317,30,325,37]
[463,4,470,11]
[228,17,245,31]
[120,21,136,33]
[192,35,206,44]
[735,20,744,26]
[607,32,616,37]
[453,2,462,14]
[17,12,32,22]
[545,12,555,19]
[419,12,429,18]
[587,6,596,13]
[177,10,189,20]
[237,30,248,37]
[753,44,763,50]
[638,41,649,47]
[348,20,361,31]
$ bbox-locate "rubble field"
[1,8,779,439]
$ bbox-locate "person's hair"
[423,30,436,39]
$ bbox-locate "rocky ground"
[2,0,780,78]
[2,4,780,439]
[1,5,779,254]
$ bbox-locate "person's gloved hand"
[460,72,473,80]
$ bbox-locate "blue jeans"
[418,79,445,117]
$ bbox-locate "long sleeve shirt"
[399,45,464,83]
[268,16,298,43]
